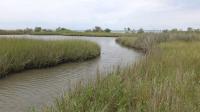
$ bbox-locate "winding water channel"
[0,35,142,112]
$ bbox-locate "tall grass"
[38,32,200,112]
[0,38,100,77]
[117,32,200,52]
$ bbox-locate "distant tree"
[162,29,169,33]
[179,29,183,32]
[41,29,52,32]
[171,28,178,33]
[34,27,42,32]
[132,29,136,33]
[15,29,24,34]
[137,28,144,33]
[56,27,71,32]
[127,27,131,32]
[56,27,61,31]
[104,28,111,33]
[46,29,53,32]
[42,29,48,32]
[24,28,33,34]
[187,27,193,32]
[93,26,103,32]
[124,27,131,33]
[194,29,200,33]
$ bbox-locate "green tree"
[124,27,131,33]
[171,28,178,33]
[132,29,136,33]
[127,27,131,32]
[163,29,169,33]
[34,27,42,32]
[187,27,193,32]
[194,29,200,33]
[137,28,144,33]
[93,26,103,32]
[24,28,33,34]
[104,28,111,33]
[56,27,71,32]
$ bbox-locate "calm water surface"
[0,35,142,112]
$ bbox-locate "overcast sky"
[0,0,200,30]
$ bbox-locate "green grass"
[37,32,200,112]
[0,38,100,78]
[116,32,200,52]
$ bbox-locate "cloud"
[0,0,199,29]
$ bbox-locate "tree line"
[124,27,200,33]
[0,26,113,35]
[0,26,199,35]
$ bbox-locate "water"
[0,35,142,112]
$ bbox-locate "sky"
[0,0,200,30]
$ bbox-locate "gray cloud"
[0,0,199,30]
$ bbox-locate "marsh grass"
[0,38,100,77]
[117,32,200,52]
[38,32,200,112]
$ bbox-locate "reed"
[0,38,100,77]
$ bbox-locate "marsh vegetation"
[40,32,200,112]
[0,38,100,77]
